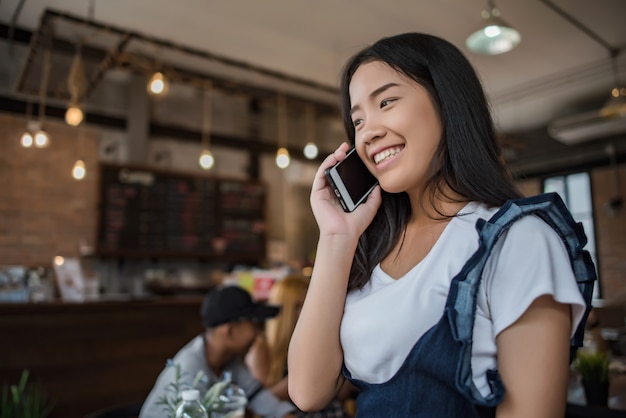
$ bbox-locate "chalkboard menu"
[96,164,266,262]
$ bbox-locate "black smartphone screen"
[335,151,377,203]
[325,148,379,212]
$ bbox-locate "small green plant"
[0,370,55,418]
[574,350,610,383]
[155,360,228,418]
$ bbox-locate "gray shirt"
[140,335,296,418]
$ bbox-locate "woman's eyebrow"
[350,82,399,115]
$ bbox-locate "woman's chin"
[378,180,404,195]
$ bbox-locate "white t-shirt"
[341,201,586,397]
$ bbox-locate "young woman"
[248,275,353,417]
[288,33,595,417]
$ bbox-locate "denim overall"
[343,193,596,417]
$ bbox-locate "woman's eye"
[380,98,395,108]
[352,118,363,127]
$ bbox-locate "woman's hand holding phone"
[310,142,381,239]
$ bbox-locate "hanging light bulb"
[276,147,290,169]
[72,159,86,180]
[21,103,35,148]
[21,132,33,148]
[34,48,52,148]
[34,130,50,148]
[65,104,84,126]
[276,95,290,169]
[600,54,626,119]
[303,142,318,159]
[198,84,216,170]
[466,0,521,55]
[303,104,318,159]
[601,89,626,118]
[199,149,215,170]
[66,49,86,126]
[147,71,169,96]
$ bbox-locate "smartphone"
[324,147,378,212]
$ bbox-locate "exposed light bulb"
[484,25,502,38]
[54,256,65,266]
[72,159,86,180]
[276,147,290,169]
[466,5,520,55]
[199,149,215,170]
[20,132,33,148]
[147,72,169,96]
[34,130,50,148]
[65,105,84,126]
[601,87,626,118]
[303,142,319,160]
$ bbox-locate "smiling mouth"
[373,146,404,164]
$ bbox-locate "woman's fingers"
[312,142,351,191]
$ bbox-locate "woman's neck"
[407,186,468,226]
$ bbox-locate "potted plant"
[574,350,611,406]
[156,361,246,418]
[0,370,55,418]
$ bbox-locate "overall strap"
[446,192,596,365]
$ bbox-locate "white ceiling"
[1,0,625,135]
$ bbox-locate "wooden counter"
[0,296,204,418]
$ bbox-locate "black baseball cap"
[201,285,280,328]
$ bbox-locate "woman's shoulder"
[452,201,500,231]
[245,335,271,384]
[248,335,271,361]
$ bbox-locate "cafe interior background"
[0,0,625,416]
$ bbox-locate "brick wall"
[0,113,99,266]
[591,165,626,301]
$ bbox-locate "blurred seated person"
[140,285,297,418]
[247,275,357,416]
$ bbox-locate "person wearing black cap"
[139,285,297,418]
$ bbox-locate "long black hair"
[340,32,522,291]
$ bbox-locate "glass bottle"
[175,389,208,418]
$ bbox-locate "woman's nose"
[359,118,386,145]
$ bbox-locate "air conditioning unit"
[548,106,626,145]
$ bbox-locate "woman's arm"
[288,143,381,412]
[495,294,571,418]
[246,336,271,386]
[268,375,290,401]
[246,335,297,401]
[287,234,359,411]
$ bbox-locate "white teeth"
[373,147,403,164]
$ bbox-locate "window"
[543,172,599,298]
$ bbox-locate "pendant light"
[198,83,215,170]
[20,131,34,148]
[65,48,86,127]
[276,94,290,169]
[147,71,169,97]
[72,159,86,180]
[34,48,52,148]
[303,104,318,160]
[20,102,34,148]
[600,53,626,119]
[72,128,86,180]
[466,0,521,55]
